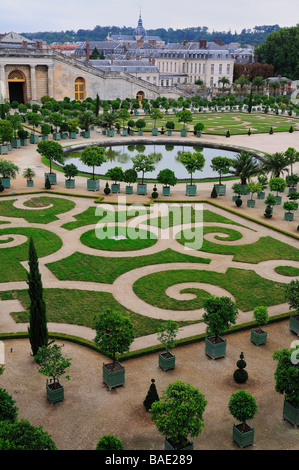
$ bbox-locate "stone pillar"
[47,65,54,98]
[0,64,6,103]
[30,64,37,102]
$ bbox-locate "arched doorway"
[75,77,85,101]
[136,90,145,105]
[8,70,26,103]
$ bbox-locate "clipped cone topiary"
[210,185,218,198]
[152,185,158,199]
[45,176,51,190]
[233,352,248,384]
[104,182,111,195]
[144,378,160,411]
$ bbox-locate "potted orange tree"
[203,295,238,359]
[93,310,134,391]
[157,320,180,371]
[285,280,299,335]
[229,390,257,448]
[80,145,106,191]
[180,151,205,196]
[251,306,269,345]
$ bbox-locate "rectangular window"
[211,64,214,74]
[203,64,205,74]
[219,64,222,74]
[210,77,214,86]
[194,63,197,73]
[198,63,201,74]
[227,64,230,74]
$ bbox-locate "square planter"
[284,212,294,221]
[289,314,299,335]
[11,139,21,148]
[214,184,226,196]
[232,195,238,202]
[257,191,265,199]
[275,195,282,205]
[129,130,134,136]
[162,186,171,196]
[20,139,28,146]
[196,131,202,137]
[102,130,107,135]
[205,336,226,359]
[69,132,77,139]
[121,129,128,136]
[167,130,172,136]
[138,130,143,135]
[283,399,299,428]
[30,134,39,144]
[152,128,158,136]
[159,351,175,371]
[240,184,248,195]
[41,135,49,141]
[61,133,68,140]
[180,129,187,137]
[1,177,10,188]
[125,185,133,194]
[65,179,75,189]
[107,129,114,137]
[251,328,267,345]
[52,133,61,141]
[137,183,147,195]
[83,131,90,138]
[164,438,193,451]
[87,179,100,191]
[27,179,34,187]
[186,184,197,196]
[288,187,297,195]
[247,199,256,208]
[233,423,254,448]
[46,381,64,405]
[0,145,9,155]
[102,361,125,391]
[111,183,120,193]
[45,172,57,185]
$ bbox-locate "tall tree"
[27,237,48,357]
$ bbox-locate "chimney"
[199,39,207,49]
[137,39,144,47]
[213,39,222,46]
[183,39,188,46]
[22,40,28,48]
[86,39,90,60]
[110,53,113,65]
[36,40,43,49]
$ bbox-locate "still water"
[63,144,237,180]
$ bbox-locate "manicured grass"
[46,248,211,284]
[0,227,62,282]
[274,265,299,276]
[7,289,194,337]
[177,233,299,264]
[80,226,158,251]
[133,267,287,312]
[61,205,147,230]
[0,197,75,224]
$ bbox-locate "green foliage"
[22,167,36,181]
[157,168,177,187]
[150,381,207,449]
[285,280,299,313]
[233,352,248,384]
[157,320,179,352]
[135,119,146,130]
[228,390,257,426]
[78,111,94,131]
[283,201,298,213]
[203,295,238,339]
[132,153,155,184]
[0,388,18,422]
[273,346,299,407]
[80,145,106,179]
[93,310,134,367]
[231,152,260,185]
[180,151,205,184]
[262,153,289,178]
[45,176,51,190]
[27,237,48,356]
[35,342,72,384]
[210,156,233,185]
[105,166,124,183]
[0,419,57,450]
[144,379,160,412]
[40,123,51,136]
[264,193,277,207]
[63,163,78,180]
[36,140,63,173]
[232,183,243,196]
[269,177,287,195]
[246,181,263,199]
[96,435,124,450]
[123,168,137,185]
[210,185,218,198]
[25,112,42,133]
[253,306,269,328]
[176,109,193,128]
[0,119,14,144]
[0,160,19,179]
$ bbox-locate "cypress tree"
[27,237,48,356]
[144,378,160,411]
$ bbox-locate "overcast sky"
[1,0,298,34]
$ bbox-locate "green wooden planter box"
[152,128,158,136]
[180,129,187,137]
[30,134,39,144]
[288,187,297,194]
[65,179,75,188]
[41,135,49,141]
[138,130,143,135]
[27,179,34,187]
[284,212,294,221]
[247,199,256,208]
[111,183,120,193]
[121,129,128,136]
[232,195,238,202]
[102,361,125,391]
[196,131,202,137]
[83,130,90,138]
[186,184,197,196]
[162,186,171,196]
[1,177,10,188]
[125,185,133,194]
[0,145,9,155]
[164,438,193,450]
[87,179,100,191]
[251,328,267,345]
[69,132,77,139]
[257,191,265,199]
[137,183,147,195]
[240,184,248,195]
[11,138,21,148]
[61,133,68,140]
[46,381,64,405]
[283,399,299,428]
[159,352,175,371]
[108,129,114,137]
[129,130,134,136]
[45,172,57,185]
[102,130,107,135]
[275,195,282,205]
[20,139,28,146]
[205,336,226,359]
[167,130,172,136]
[233,423,254,448]
[289,314,299,335]
[52,133,60,141]
[214,184,226,196]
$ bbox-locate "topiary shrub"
[45,176,51,190]
[264,204,273,218]
[144,378,160,412]
[226,130,230,138]
[210,185,218,198]
[104,182,111,195]
[152,184,158,198]
[233,352,248,384]
[235,196,242,207]
[0,388,18,422]
[96,435,124,450]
